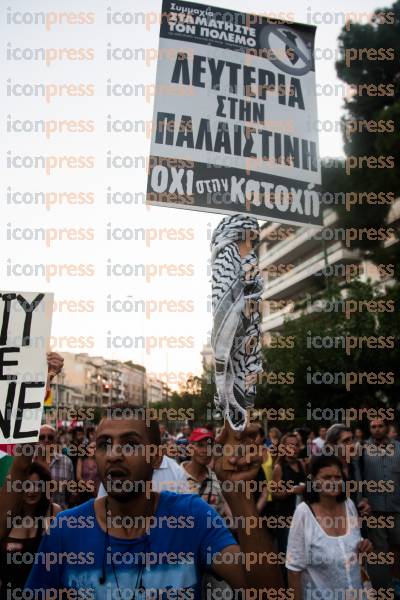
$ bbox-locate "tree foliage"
[256,280,400,428]
[150,367,216,429]
[328,1,400,272]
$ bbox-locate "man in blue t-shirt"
[25,405,283,599]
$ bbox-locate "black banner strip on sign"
[147,156,322,226]
[160,0,316,73]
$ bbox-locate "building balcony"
[259,210,337,268]
[262,244,361,301]
[261,303,295,334]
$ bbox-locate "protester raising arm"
[212,423,284,591]
[0,353,64,597]
[24,406,283,600]
[45,352,64,391]
[0,352,64,539]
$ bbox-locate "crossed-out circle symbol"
[259,25,313,76]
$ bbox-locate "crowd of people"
[0,355,399,600]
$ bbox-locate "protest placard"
[0,292,53,443]
[147,0,321,226]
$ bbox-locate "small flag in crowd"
[0,445,14,487]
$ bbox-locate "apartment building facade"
[258,202,399,341]
[58,353,146,408]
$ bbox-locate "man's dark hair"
[103,403,161,446]
[370,418,389,428]
[304,455,347,504]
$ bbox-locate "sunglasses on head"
[39,434,55,442]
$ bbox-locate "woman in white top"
[286,455,373,599]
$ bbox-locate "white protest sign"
[147,0,322,226]
[0,292,53,443]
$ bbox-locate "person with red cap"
[182,427,229,516]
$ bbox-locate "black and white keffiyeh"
[211,214,263,431]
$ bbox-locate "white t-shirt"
[313,437,325,450]
[311,437,325,455]
[286,500,364,598]
[97,455,191,497]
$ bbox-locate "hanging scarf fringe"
[211,214,263,431]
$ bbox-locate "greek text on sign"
[0,292,53,443]
[147,0,321,226]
